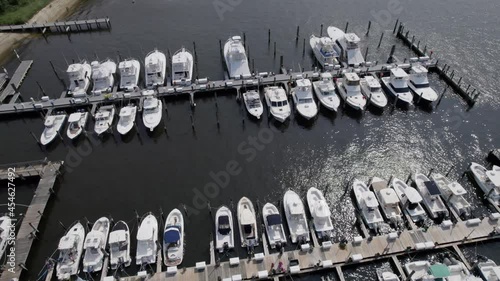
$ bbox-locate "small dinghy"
[82,217,110,273]
[413,173,449,219]
[215,205,234,253]
[283,190,310,244]
[108,220,131,269]
[136,213,158,265]
[431,173,472,218]
[243,90,263,119]
[117,105,137,135]
[56,222,85,280]
[237,197,259,248]
[66,111,88,140]
[163,208,184,266]
[469,162,500,205]
[391,178,427,222]
[41,113,67,145]
[306,187,333,240]
[352,179,384,230]
[262,203,286,249]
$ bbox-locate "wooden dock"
[0,18,110,34]
[0,60,33,104]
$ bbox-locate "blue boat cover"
[163,227,180,243]
[266,214,282,226]
[424,181,441,196]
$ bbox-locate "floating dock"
[0,18,111,34]
[0,60,33,104]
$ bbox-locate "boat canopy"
[404,187,423,203]
[92,67,111,80]
[266,214,282,226]
[58,235,77,250]
[344,72,360,82]
[146,59,163,73]
[448,182,467,196]
[313,201,331,218]
[319,82,335,93]
[163,227,180,243]
[44,116,56,126]
[240,209,255,225]
[95,111,111,119]
[67,63,82,73]
[424,181,441,196]
[109,230,127,244]
[429,264,450,278]
[143,98,158,110]
[218,215,231,235]
[68,112,82,123]
[289,201,304,215]
[345,33,361,47]
[486,170,500,186]
[379,189,400,204]
[320,72,332,79]
[84,232,105,249]
[119,107,134,117]
[390,68,408,79]
[363,191,379,208]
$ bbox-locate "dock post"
[193,41,198,61]
[417,40,420,49]
[427,168,434,178]
[437,86,447,105]
[219,39,222,55]
[243,32,246,48]
[393,18,399,34]
[387,45,396,63]
[273,42,276,57]
[280,55,284,69]
[296,25,300,41]
[320,24,323,37]
[377,32,384,48]
[445,165,455,177]
[302,38,305,56]
[364,47,369,62]
[36,81,46,98]
[457,77,462,86]
[466,84,471,93]
[366,20,371,36]
[268,29,271,45]
[405,30,409,39]
[13,49,21,61]
[423,45,427,55]
[344,21,349,33]
[190,114,195,130]
[411,35,415,47]
[28,222,39,233]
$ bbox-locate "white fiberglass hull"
[224,37,251,79]
[136,214,158,265]
[82,217,110,273]
[360,78,388,108]
[215,206,234,252]
[312,81,340,112]
[243,91,264,119]
[352,179,383,230]
[172,49,194,86]
[391,178,426,222]
[109,221,131,269]
[117,106,137,135]
[283,190,310,244]
[380,77,413,105]
[119,59,140,91]
[145,50,167,88]
[309,35,338,68]
[94,108,115,135]
[66,112,88,140]
[143,101,162,131]
[163,209,184,267]
[237,197,259,247]
[413,173,449,219]
[335,80,366,110]
[431,173,472,218]
[470,162,500,205]
[408,83,438,103]
[41,114,67,145]
[56,222,85,280]
[306,187,333,239]
[262,203,287,248]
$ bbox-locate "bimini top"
[448,182,467,196]
[163,227,180,243]
[379,189,400,204]
[240,209,255,225]
[119,62,137,76]
[424,181,442,196]
[365,76,381,88]
[67,63,83,73]
[411,64,428,74]
[143,97,158,110]
[404,187,423,204]
[109,230,127,244]
[345,33,361,44]
[68,112,83,123]
[95,111,111,119]
[390,68,409,79]
[296,78,311,88]
[218,216,231,235]
[266,214,282,226]
[344,72,360,82]
[429,264,450,278]
[146,57,163,73]
[486,170,500,186]
[44,116,56,126]
[58,235,77,250]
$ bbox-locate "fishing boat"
[380,68,413,106]
[56,222,85,280]
[283,190,310,244]
[223,36,251,79]
[142,91,162,131]
[94,105,115,135]
[242,90,263,119]
[404,261,438,280]
[391,178,427,222]
[145,49,166,88]
[66,111,88,140]
[82,217,110,273]
[377,270,400,281]
[117,105,137,135]
[477,258,500,281]
[66,61,91,97]
[335,72,366,111]
[413,173,449,219]
[215,206,234,253]
[371,177,404,227]
[172,48,194,86]
[163,208,184,266]
[312,72,340,111]
[118,59,140,91]
[108,220,131,269]
[431,173,472,218]
[263,86,291,123]
[408,64,438,103]
[309,35,339,69]
[326,26,365,66]
[40,113,67,145]
[262,203,287,249]
[291,78,318,120]
[352,179,384,230]
[360,75,388,108]
[306,187,333,240]
[136,213,158,265]
[469,162,500,205]
[237,197,259,248]
[0,216,11,259]
[91,59,117,95]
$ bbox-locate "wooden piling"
[377,32,384,48]
[366,21,371,36]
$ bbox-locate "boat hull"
[283,190,310,244]
[237,197,259,247]
[163,209,184,267]
[215,206,234,252]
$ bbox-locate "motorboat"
[444,257,483,281]
[408,64,438,103]
[306,187,333,240]
[405,259,482,281]
[263,86,291,123]
[136,213,158,265]
[142,91,162,131]
[223,36,251,79]
[391,178,427,222]
[262,203,287,249]
[91,59,117,95]
[360,75,388,108]
[117,105,137,135]
[469,162,500,205]
[172,48,194,86]
[431,173,472,218]
[145,49,166,88]
[243,90,263,119]
[291,78,318,120]
[309,35,339,69]
[370,177,404,227]
[215,206,234,253]
[380,68,413,105]
[326,26,365,66]
[413,173,449,219]
[352,179,384,230]
[66,61,91,97]
[94,105,115,135]
[477,258,500,281]
[118,59,140,91]
[237,197,258,248]
[56,222,85,280]
[335,72,366,110]
[82,217,110,273]
[377,270,400,281]
[283,190,310,244]
[108,220,131,269]
[312,72,340,111]
[163,208,184,266]
[0,216,12,259]
[40,113,67,145]
[66,111,88,140]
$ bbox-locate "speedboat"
[142,91,162,131]
[380,68,413,106]
[371,177,404,227]
[56,222,85,280]
[243,90,263,119]
[224,36,251,79]
[108,220,131,269]
[91,59,117,95]
[413,173,449,219]
[377,270,400,281]
[118,59,140,91]
[391,178,427,222]
[172,48,194,86]
[262,203,286,249]
[352,179,384,230]
[360,75,388,108]
[312,72,340,112]
[163,208,184,266]
[469,162,500,205]
[82,217,110,273]
[264,86,291,123]
[444,257,483,281]
[215,206,234,253]
[477,258,500,281]
[66,61,91,97]
[404,261,437,281]
[431,173,472,218]
[291,78,318,120]
[94,105,115,135]
[136,213,158,265]
[309,35,339,69]
[145,49,166,88]
[306,187,333,240]
[408,64,438,103]
[66,111,88,140]
[0,216,12,259]
[283,190,310,244]
[335,72,366,110]
[40,113,66,145]
[237,197,258,248]
[117,105,137,135]
[326,26,365,66]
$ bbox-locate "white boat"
[391,178,427,222]
[262,203,286,249]
[224,36,251,79]
[283,190,310,244]
[0,216,12,259]
[352,179,384,230]
[445,257,483,281]
[163,208,184,266]
[431,173,472,218]
[243,90,264,119]
[306,187,333,239]
[377,270,400,281]
[309,35,339,69]
[136,213,158,265]
[380,68,413,105]
[469,162,500,205]
[56,222,85,280]
[82,217,110,273]
[264,86,291,123]
[94,105,115,135]
[66,111,88,140]
[215,206,234,253]
[237,197,258,248]
[41,113,66,145]
[145,49,166,88]
[291,78,318,120]
[172,48,194,86]
[408,64,438,103]
[66,61,91,97]
[117,105,137,135]
[118,59,140,91]
[371,177,404,226]
[413,173,449,219]
[108,220,131,269]
[477,258,500,281]
[335,72,367,110]
[404,261,437,281]
[91,59,117,95]
[360,75,388,108]
[312,72,341,111]
[142,91,162,131]
[326,26,365,66]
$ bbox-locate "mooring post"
[268,29,271,44]
[405,30,409,39]
[423,45,427,55]
[427,168,434,178]
[320,24,323,37]
[466,84,471,93]
[393,19,399,34]
[406,173,412,184]
[366,21,371,36]
[30,131,41,146]
[273,42,276,57]
[344,22,349,33]
[457,77,462,86]
[243,32,246,48]
[219,39,222,55]
[364,47,369,62]
[296,26,300,41]
[411,35,415,47]
[302,38,305,56]
[417,40,420,49]
[280,55,284,69]
[445,165,455,177]
[377,32,384,48]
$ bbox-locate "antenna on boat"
[62,53,69,66]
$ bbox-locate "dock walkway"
[0,60,33,104]
[0,18,110,34]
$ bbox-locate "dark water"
[1,0,500,280]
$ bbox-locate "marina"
[0,18,111,34]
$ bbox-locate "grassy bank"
[0,0,53,25]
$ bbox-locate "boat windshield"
[346,80,360,86]
[298,98,313,104]
[218,216,231,235]
[243,224,253,236]
[408,202,419,210]
[390,84,409,93]
[247,98,261,108]
[69,122,80,130]
[370,86,381,92]
[347,41,359,49]
[174,71,189,78]
[271,100,288,107]
[410,81,430,88]
[320,45,335,57]
[110,241,127,252]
